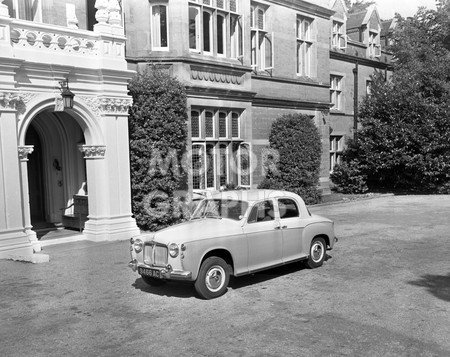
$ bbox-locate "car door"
[277,197,306,263]
[243,199,283,272]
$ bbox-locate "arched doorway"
[25,109,86,236]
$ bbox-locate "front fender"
[181,234,247,280]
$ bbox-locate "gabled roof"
[329,0,348,18]
[328,0,347,12]
[381,18,397,36]
[347,4,380,30]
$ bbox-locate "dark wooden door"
[25,125,45,224]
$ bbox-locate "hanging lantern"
[59,78,75,109]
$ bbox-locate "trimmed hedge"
[258,113,322,204]
[128,66,188,231]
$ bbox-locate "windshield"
[191,199,249,221]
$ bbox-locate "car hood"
[149,218,244,245]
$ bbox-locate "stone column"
[0,105,34,259]
[18,145,42,253]
[79,142,139,242]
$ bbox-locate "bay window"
[151,4,168,49]
[191,109,249,190]
[230,15,243,59]
[251,3,274,72]
[189,6,201,51]
[189,1,242,58]
[203,10,213,53]
[297,15,313,77]
[217,13,226,55]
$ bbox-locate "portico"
[0,1,139,261]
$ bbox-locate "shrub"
[258,113,321,204]
[128,66,188,231]
[330,161,368,194]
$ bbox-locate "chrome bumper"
[128,259,192,281]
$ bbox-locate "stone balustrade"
[0,0,126,69]
[9,20,99,56]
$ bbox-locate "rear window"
[278,198,299,219]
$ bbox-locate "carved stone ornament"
[78,95,132,116]
[78,144,106,159]
[1,92,23,110]
[191,69,243,85]
[108,0,122,26]
[95,0,109,24]
[99,97,132,114]
[18,145,34,161]
[1,92,39,113]
[18,92,39,105]
[78,95,102,117]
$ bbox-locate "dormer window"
[368,31,381,57]
[332,20,346,49]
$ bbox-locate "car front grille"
[143,243,168,267]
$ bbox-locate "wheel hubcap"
[312,242,324,262]
[205,265,225,292]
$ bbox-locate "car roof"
[203,189,305,205]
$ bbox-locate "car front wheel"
[195,257,230,299]
[305,237,326,269]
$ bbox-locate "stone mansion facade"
[124,0,392,193]
[0,0,392,260]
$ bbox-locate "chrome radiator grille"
[143,243,168,266]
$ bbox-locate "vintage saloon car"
[129,190,337,299]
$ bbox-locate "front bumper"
[128,259,192,281]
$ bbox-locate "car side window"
[248,200,275,224]
[278,198,299,219]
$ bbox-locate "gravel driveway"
[0,195,449,356]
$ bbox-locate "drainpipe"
[352,61,359,142]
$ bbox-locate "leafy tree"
[258,114,322,204]
[341,4,450,192]
[128,66,188,231]
[344,0,376,14]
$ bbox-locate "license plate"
[139,267,160,278]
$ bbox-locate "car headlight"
[169,243,179,258]
[133,238,143,253]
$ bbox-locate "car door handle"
[274,226,281,230]
[281,225,287,229]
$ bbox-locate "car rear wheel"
[141,275,165,286]
[195,257,230,299]
[305,237,326,269]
